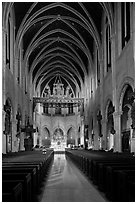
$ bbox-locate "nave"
[37,153,107,202]
[2,149,135,202]
[2,3,135,202]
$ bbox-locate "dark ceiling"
[12,2,112,96]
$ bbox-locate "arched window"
[6,15,10,67]
[121,85,134,152]
[121,2,131,49]
[96,50,100,85]
[106,18,111,72]
[42,127,51,147]
[4,98,12,152]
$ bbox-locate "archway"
[78,126,81,146]
[106,101,115,150]
[16,106,22,151]
[51,128,66,150]
[121,85,134,152]
[4,98,12,153]
[42,127,51,148]
[96,110,102,149]
[67,127,75,147]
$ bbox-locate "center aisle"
[38,153,107,202]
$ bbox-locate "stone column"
[99,52,104,150]
[80,119,84,146]
[40,104,43,114]
[66,106,68,115]
[130,128,135,153]
[2,110,6,154]
[39,134,42,146]
[101,118,107,150]
[33,132,38,147]
[37,103,41,113]
[64,134,67,147]
[75,137,78,146]
[111,27,121,152]
[131,98,135,153]
[113,111,122,152]
[111,31,117,109]
[20,132,25,151]
[2,28,6,105]
[12,117,17,152]
[2,29,7,153]
[97,111,102,150]
[33,109,37,147]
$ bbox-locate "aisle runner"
[38,153,107,202]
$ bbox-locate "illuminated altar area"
[51,128,66,151]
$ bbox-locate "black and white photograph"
[2,2,135,202]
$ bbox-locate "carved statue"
[65,86,70,97]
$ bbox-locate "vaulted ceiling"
[12,2,113,96]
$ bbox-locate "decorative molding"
[33,97,84,108]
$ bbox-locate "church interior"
[2,2,135,202]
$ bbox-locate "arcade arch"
[67,127,75,146]
[4,98,13,153]
[120,85,134,152]
[41,127,51,148]
[106,100,115,150]
[16,105,22,151]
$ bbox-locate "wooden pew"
[3,160,49,184]
[42,152,54,177]
[127,176,135,202]
[3,163,40,188]
[2,166,37,196]
[97,162,134,191]
[2,181,23,202]
[92,160,134,185]
[2,172,31,201]
[65,149,135,202]
[91,158,134,183]
[106,165,135,201]
[116,170,135,201]
[2,151,54,186]
[2,151,54,201]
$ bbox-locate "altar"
[50,128,67,151]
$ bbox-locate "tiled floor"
[38,153,107,202]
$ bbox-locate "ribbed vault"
[8,2,113,96]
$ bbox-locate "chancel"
[2,2,135,202]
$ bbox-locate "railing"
[42,113,76,116]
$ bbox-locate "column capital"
[113,111,123,117]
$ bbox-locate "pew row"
[2,150,54,202]
[2,181,23,202]
[65,150,135,202]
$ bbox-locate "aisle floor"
[38,153,107,202]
